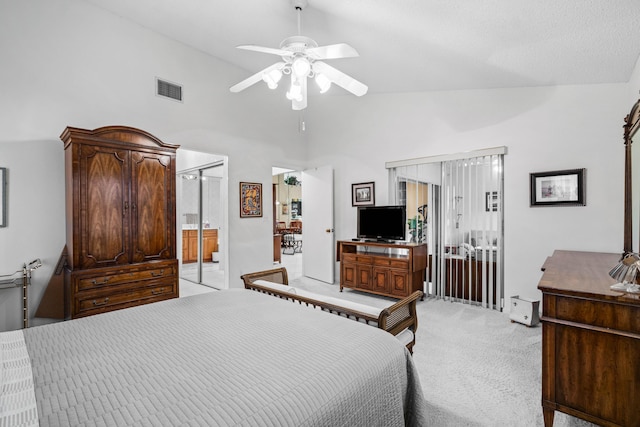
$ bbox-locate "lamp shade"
[286,75,304,102]
[292,57,311,77]
[609,253,640,292]
[262,68,283,89]
[315,73,331,93]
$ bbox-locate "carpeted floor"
[289,276,597,427]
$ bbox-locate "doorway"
[273,169,303,280]
[179,163,225,288]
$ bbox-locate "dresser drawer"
[74,280,176,317]
[373,257,409,269]
[73,261,177,292]
[550,294,640,335]
[343,253,357,263]
[343,253,374,264]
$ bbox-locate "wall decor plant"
[284,175,300,186]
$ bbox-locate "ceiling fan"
[229,0,368,110]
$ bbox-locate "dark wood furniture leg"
[542,407,554,427]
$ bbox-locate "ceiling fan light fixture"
[229,0,367,110]
[292,57,311,77]
[262,68,283,89]
[315,73,331,93]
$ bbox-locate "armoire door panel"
[130,152,174,262]
[80,145,129,268]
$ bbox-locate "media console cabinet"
[337,240,427,300]
[538,249,640,427]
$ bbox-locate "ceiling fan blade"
[313,61,368,96]
[229,62,285,93]
[306,43,359,60]
[237,45,294,57]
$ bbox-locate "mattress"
[4,289,427,426]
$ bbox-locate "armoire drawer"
[73,261,177,292]
[74,280,177,317]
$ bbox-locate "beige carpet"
[289,276,596,427]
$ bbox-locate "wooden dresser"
[62,126,180,319]
[337,240,427,299]
[538,250,640,427]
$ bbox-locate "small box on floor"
[509,295,540,326]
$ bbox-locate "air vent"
[156,78,183,102]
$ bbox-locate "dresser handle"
[151,288,165,295]
[150,270,164,277]
[92,297,109,306]
[91,278,110,285]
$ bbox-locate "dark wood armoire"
[61,126,179,319]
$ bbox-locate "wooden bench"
[241,267,422,353]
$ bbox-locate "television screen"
[357,206,406,241]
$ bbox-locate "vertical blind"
[387,148,505,310]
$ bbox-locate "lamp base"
[610,282,640,293]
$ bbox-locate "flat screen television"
[357,205,406,242]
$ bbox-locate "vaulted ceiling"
[83,0,640,95]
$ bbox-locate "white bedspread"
[0,330,38,427]
[19,289,427,426]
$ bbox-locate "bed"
[2,289,428,426]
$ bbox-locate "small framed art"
[485,191,498,212]
[352,182,375,207]
[240,182,263,218]
[530,168,586,207]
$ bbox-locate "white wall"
[0,141,65,329]
[306,84,630,304]
[629,54,640,105]
[0,0,304,331]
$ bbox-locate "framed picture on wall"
[352,182,375,206]
[240,182,263,218]
[0,167,6,227]
[530,168,586,207]
[485,191,499,212]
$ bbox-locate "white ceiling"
[83,0,640,95]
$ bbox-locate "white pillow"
[252,280,297,294]
[395,328,414,346]
[294,289,382,318]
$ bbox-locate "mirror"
[623,98,640,254]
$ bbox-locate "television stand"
[336,240,427,300]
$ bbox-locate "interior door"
[302,166,334,283]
